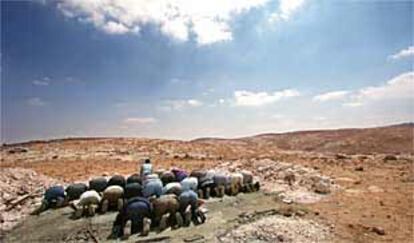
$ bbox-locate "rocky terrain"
[0,123,413,242]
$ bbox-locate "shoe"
[142,218,151,236]
[175,212,184,227]
[198,189,204,199]
[197,210,206,224]
[159,214,169,231]
[117,198,124,211]
[101,199,109,214]
[184,209,191,227]
[205,188,210,199]
[88,205,96,216]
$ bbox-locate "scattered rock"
[368,185,384,193]
[283,169,296,185]
[218,215,331,243]
[401,175,414,183]
[383,155,397,161]
[314,180,331,194]
[371,226,386,235]
[335,154,348,160]
[354,166,364,171]
[184,234,205,242]
[216,159,334,203]
[0,168,62,232]
[7,147,28,154]
[295,210,306,217]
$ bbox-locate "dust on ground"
[3,192,334,243]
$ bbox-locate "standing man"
[140,158,153,178]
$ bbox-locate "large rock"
[313,177,331,194]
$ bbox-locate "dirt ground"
[1,124,413,242]
[4,192,333,243]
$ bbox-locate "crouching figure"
[197,170,215,199]
[229,173,244,196]
[124,182,142,199]
[89,177,108,193]
[66,183,88,201]
[241,170,260,193]
[162,182,182,196]
[126,173,142,185]
[142,176,163,198]
[150,194,183,231]
[171,168,188,182]
[101,185,124,213]
[70,190,101,218]
[180,177,198,192]
[111,196,152,238]
[178,190,206,227]
[160,171,176,186]
[31,185,68,215]
[213,173,230,198]
[108,175,126,188]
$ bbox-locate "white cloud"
[313,90,349,102]
[187,99,203,107]
[233,89,300,106]
[56,0,270,45]
[33,80,49,86]
[344,72,414,107]
[269,0,305,22]
[162,99,204,110]
[27,97,46,106]
[102,21,134,34]
[342,102,363,108]
[271,114,285,119]
[356,72,414,100]
[313,116,327,121]
[123,117,157,124]
[192,18,232,45]
[389,46,414,60]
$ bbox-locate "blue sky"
[1,0,413,143]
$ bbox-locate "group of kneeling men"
[32,159,260,238]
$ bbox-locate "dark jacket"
[127,173,142,185]
[44,186,65,202]
[172,169,188,182]
[108,175,126,188]
[124,183,143,199]
[160,171,176,186]
[89,177,108,193]
[114,196,152,229]
[124,196,152,221]
[65,183,88,201]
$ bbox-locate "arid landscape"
[2,0,413,242]
[0,123,413,242]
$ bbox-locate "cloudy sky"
[1,0,413,143]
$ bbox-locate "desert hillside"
[194,123,414,155]
[1,123,413,242]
